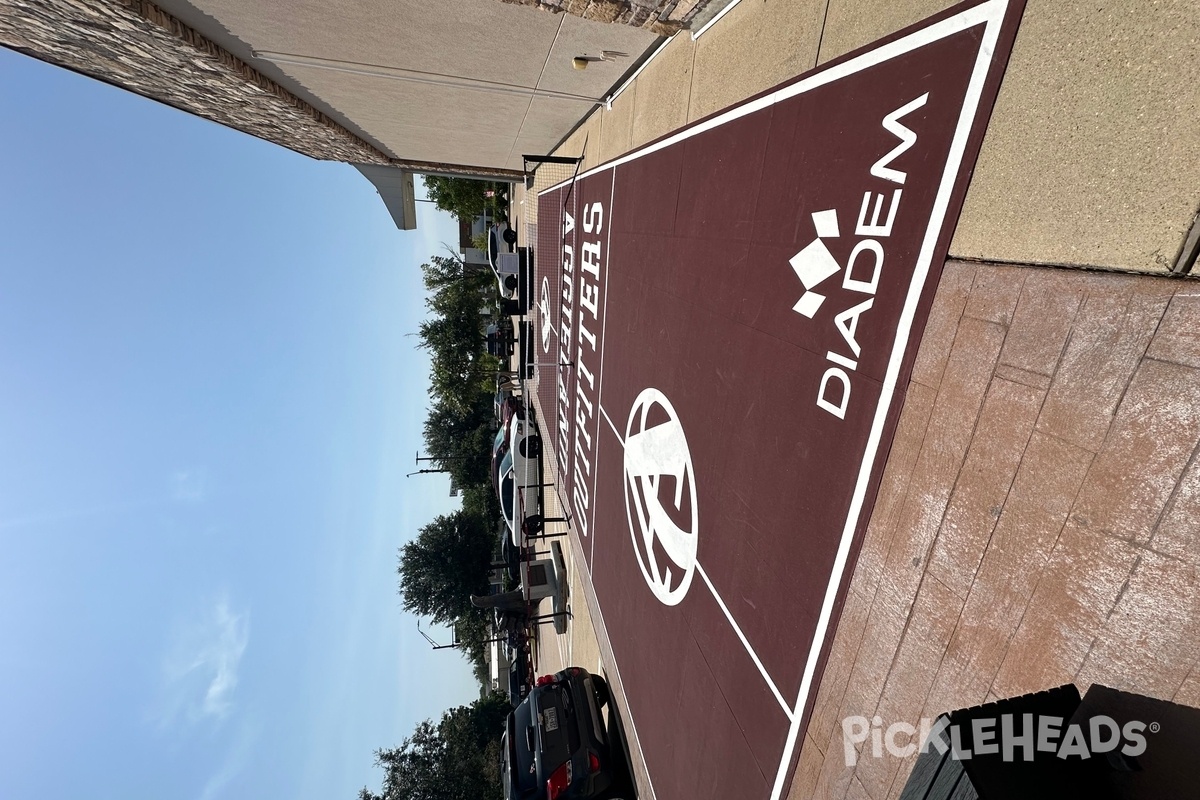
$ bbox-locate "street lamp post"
[416,620,460,651]
[406,451,470,478]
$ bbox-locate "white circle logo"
[623,388,698,606]
[539,276,552,354]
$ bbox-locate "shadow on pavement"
[604,692,639,799]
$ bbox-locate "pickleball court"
[530,3,1026,797]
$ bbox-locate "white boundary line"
[555,185,582,517]
[538,4,1013,799]
[600,404,623,445]
[572,540,660,800]
[770,3,1008,798]
[602,395,793,718]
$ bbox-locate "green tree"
[417,256,499,416]
[423,175,501,223]
[422,399,495,487]
[398,509,496,625]
[359,722,443,800]
[409,251,511,689]
[359,695,511,800]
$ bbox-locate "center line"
[600,403,623,445]
[696,563,793,720]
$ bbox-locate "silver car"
[499,417,542,545]
[488,222,520,299]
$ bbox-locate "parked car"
[506,629,531,705]
[489,223,520,299]
[491,398,526,493]
[497,417,542,545]
[492,426,512,495]
[495,391,521,427]
[496,218,518,246]
[501,667,623,800]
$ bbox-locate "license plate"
[543,707,559,732]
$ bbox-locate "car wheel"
[591,675,610,708]
[525,514,543,534]
[522,436,541,458]
[503,228,518,245]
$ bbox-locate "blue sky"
[0,48,481,800]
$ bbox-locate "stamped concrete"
[790,262,1200,800]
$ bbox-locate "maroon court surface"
[532,2,1026,798]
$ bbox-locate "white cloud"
[153,595,249,728]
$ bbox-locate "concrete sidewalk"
[554,0,1198,275]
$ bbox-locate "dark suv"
[501,667,625,800]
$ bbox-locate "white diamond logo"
[792,291,826,318]
[790,209,841,319]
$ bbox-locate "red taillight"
[546,761,573,800]
[588,751,600,773]
[536,674,555,687]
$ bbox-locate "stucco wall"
[1,0,668,173]
[161,0,661,172]
[0,0,397,166]
[500,0,702,35]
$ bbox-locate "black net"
[519,154,583,265]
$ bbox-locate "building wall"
[500,0,701,35]
[0,0,396,166]
[1,0,667,174]
[160,0,661,172]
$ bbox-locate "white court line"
[600,404,623,444]
[600,403,794,720]
[573,545,660,800]
[696,564,793,719]
[770,3,1010,798]
[540,1,1004,198]
[555,184,582,506]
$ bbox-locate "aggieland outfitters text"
[556,203,604,537]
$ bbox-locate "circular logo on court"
[623,388,698,606]
[539,276,552,353]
